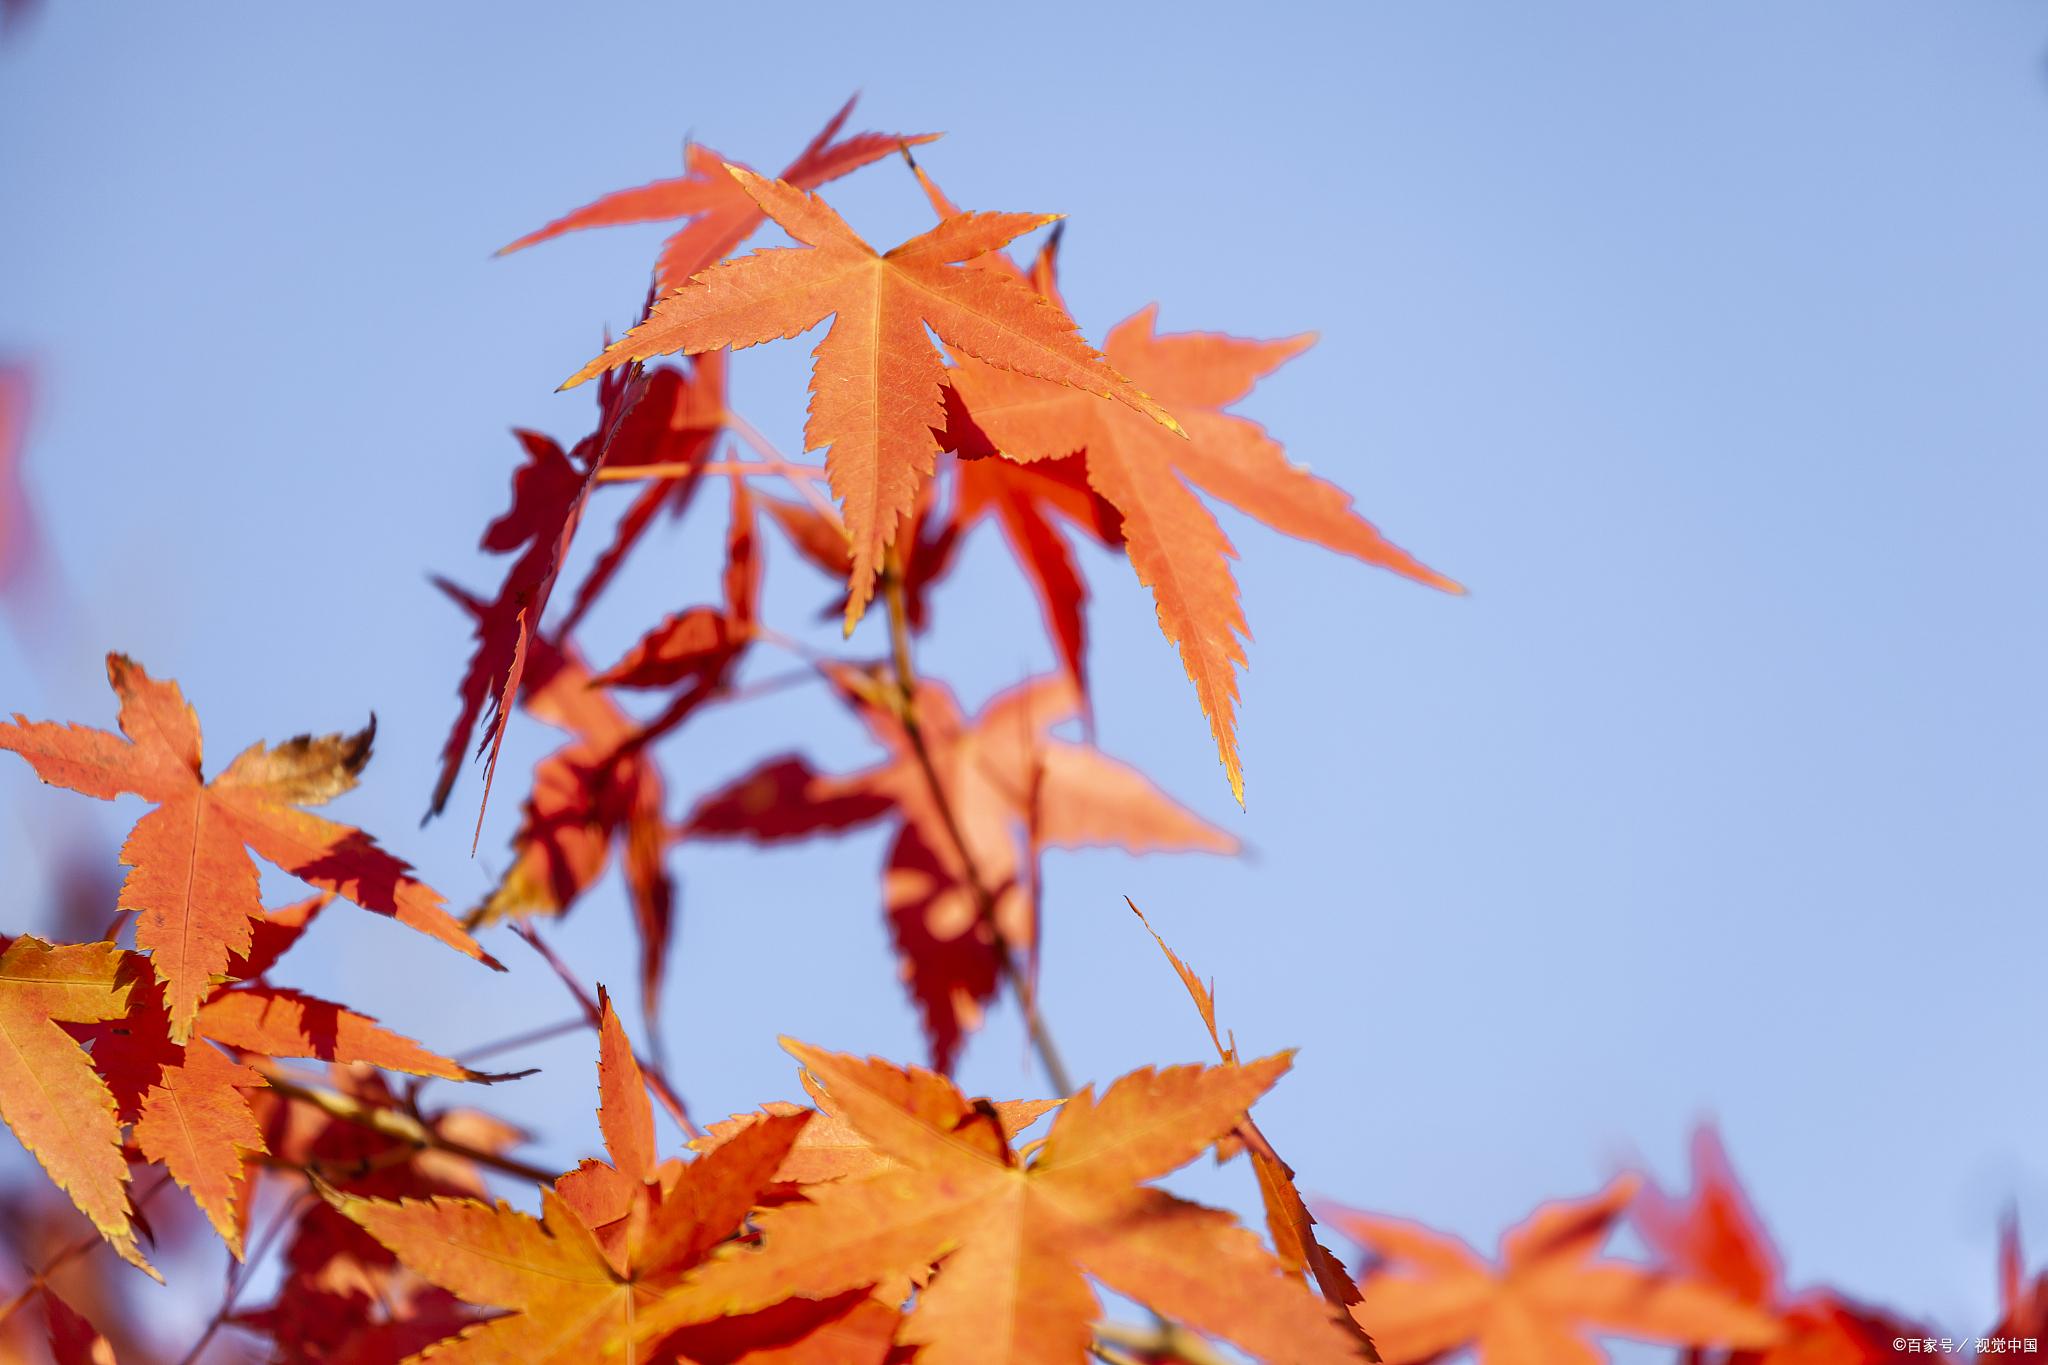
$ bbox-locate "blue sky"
[1,0,2043,1344]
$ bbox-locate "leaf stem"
[878,553,1075,1097]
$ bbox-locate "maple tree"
[0,100,2026,1365]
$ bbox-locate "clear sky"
[1,0,2043,1344]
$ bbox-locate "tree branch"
[259,1071,560,1184]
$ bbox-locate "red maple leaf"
[428,360,648,839]
[469,622,675,1019]
[500,96,936,289]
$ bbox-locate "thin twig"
[879,555,1074,1097]
[509,924,704,1139]
[260,1072,559,1184]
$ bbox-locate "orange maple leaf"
[562,167,1182,629]
[499,96,937,290]
[637,1041,1368,1364]
[0,897,485,1263]
[950,307,1459,803]
[683,669,1234,1070]
[0,936,153,1277]
[1325,1177,1784,1365]
[335,991,893,1365]
[81,928,486,1255]
[0,656,494,1042]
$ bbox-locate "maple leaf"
[499,96,938,289]
[335,990,858,1365]
[1128,900,1366,1328]
[0,936,153,1277]
[638,1041,1369,1364]
[1325,1177,1784,1365]
[58,908,490,1257]
[683,670,1233,1070]
[562,168,1182,629]
[950,305,1459,803]
[128,1042,267,1256]
[429,361,648,837]
[0,655,494,1041]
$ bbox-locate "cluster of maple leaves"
[0,98,2036,1364]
